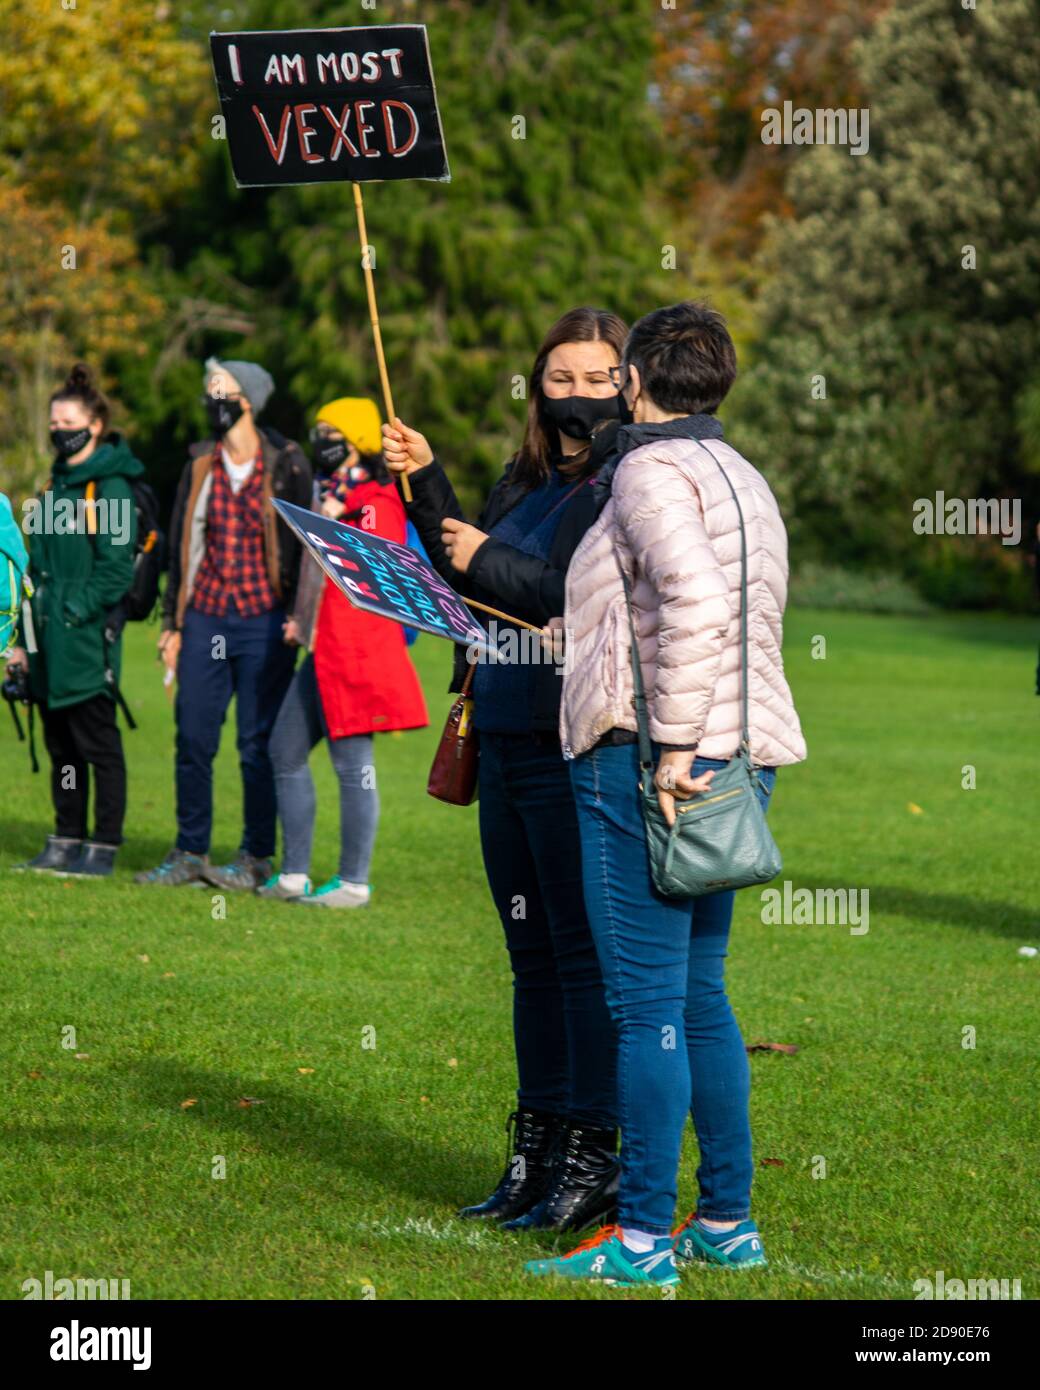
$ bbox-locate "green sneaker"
[672,1213,767,1268]
[298,877,371,909]
[524,1225,679,1287]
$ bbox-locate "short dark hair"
[623,301,737,416]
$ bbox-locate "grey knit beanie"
[204,357,274,416]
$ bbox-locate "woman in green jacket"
[6,365,142,877]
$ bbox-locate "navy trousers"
[174,605,295,858]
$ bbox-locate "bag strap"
[614,439,752,766]
[614,553,655,772]
[696,443,751,755]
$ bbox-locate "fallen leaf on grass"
[760,1157,785,1167]
[237,1097,265,1107]
[180,1098,197,1109]
[447,1058,458,1068]
[74,1053,89,1061]
[161,971,175,979]
[28,1069,42,1080]
[137,954,150,964]
[297,1068,315,1075]
[746,1040,799,1055]
[907,802,924,815]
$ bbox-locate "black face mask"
[205,395,244,437]
[313,437,349,474]
[542,393,621,442]
[50,427,93,458]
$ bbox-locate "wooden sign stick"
[462,597,543,633]
[352,181,412,503]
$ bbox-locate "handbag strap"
[613,440,752,768]
[697,443,750,755]
[614,555,655,772]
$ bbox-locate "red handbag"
[426,663,478,805]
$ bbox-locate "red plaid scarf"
[191,447,277,618]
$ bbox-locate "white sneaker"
[299,877,371,909]
[256,872,312,900]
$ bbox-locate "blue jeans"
[569,742,776,1233]
[478,732,617,1129]
[175,605,296,858]
[268,655,378,883]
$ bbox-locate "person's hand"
[158,629,181,675]
[321,495,346,520]
[282,618,303,647]
[382,417,433,475]
[541,617,566,666]
[441,518,488,574]
[5,645,27,675]
[654,750,716,827]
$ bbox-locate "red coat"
[312,479,429,739]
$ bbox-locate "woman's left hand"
[441,518,488,574]
[654,751,716,827]
[321,496,346,520]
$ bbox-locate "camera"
[2,660,30,709]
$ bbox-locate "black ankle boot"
[458,1108,564,1222]
[17,836,84,873]
[501,1121,620,1232]
[64,842,118,877]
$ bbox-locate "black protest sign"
[273,499,495,657]
[210,25,450,188]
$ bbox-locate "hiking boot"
[15,835,83,873]
[134,848,209,886]
[202,852,272,892]
[62,841,118,878]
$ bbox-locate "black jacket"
[404,422,619,731]
[161,427,313,631]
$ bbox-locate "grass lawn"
[2,607,1038,1301]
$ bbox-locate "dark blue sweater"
[472,467,575,734]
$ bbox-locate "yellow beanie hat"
[316,397,383,455]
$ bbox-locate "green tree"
[730,0,1040,607]
[0,0,211,491]
[152,0,677,506]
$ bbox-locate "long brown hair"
[512,306,628,487]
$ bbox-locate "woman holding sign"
[383,307,626,1233]
[260,397,428,907]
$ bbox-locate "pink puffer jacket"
[560,434,807,766]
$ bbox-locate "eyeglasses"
[608,365,631,391]
[200,391,245,405]
[309,425,347,444]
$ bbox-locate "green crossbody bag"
[617,445,782,899]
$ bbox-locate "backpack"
[0,491,29,654]
[84,478,165,638]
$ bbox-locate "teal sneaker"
[524,1225,679,1287]
[672,1213,767,1268]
